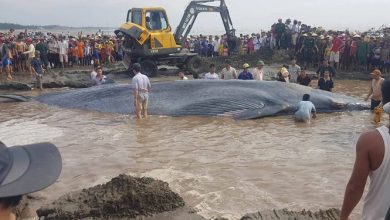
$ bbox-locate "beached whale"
[34,80,369,119]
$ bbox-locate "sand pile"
[240,208,340,220]
[34,173,340,220]
[36,174,185,220]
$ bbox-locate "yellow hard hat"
[243,63,250,69]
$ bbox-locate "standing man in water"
[365,69,384,110]
[132,63,151,119]
[341,79,390,220]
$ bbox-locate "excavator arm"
[174,0,236,49]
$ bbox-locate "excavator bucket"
[114,22,150,45]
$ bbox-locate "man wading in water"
[341,79,390,220]
[365,69,384,110]
[132,63,151,119]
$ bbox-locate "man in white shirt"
[204,63,219,80]
[291,20,299,47]
[212,36,220,57]
[90,65,106,85]
[288,57,301,83]
[252,60,265,81]
[132,63,151,119]
[48,38,59,68]
[58,37,68,68]
[297,21,302,33]
[23,38,35,75]
[220,59,237,80]
[253,35,261,51]
[294,94,316,122]
[178,71,188,80]
[84,41,91,66]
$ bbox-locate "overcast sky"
[1,0,389,33]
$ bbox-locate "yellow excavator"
[114,0,238,77]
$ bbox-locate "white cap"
[384,103,390,114]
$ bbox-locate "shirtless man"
[365,69,384,110]
[15,36,26,72]
[341,79,390,219]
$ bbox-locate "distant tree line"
[0,23,64,30]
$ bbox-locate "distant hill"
[0,23,111,30]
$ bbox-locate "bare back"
[365,129,385,171]
[362,126,390,220]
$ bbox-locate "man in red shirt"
[329,33,343,70]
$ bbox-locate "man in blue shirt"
[238,63,253,80]
[31,51,45,90]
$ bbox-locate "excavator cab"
[117,7,181,52]
[115,7,189,77]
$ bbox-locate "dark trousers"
[48,53,60,68]
[83,55,91,65]
[40,54,49,68]
[371,99,381,110]
[276,36,282,50]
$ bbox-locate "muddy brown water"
[0,79,386,220]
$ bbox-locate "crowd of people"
[0,29,124,81]
[2,20,389,84]
[194,57,336,93]
[184,19,390,73]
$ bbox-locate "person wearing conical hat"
[252,60,265,81]
[356,35,370,70]
[277,66,290,83]
[300,33,317,68]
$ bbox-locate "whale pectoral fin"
[235,104,292,120]
[0,95,30,102]
[176,98,266,117]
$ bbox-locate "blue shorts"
[2,58,12,66]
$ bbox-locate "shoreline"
[0,54,377,92]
